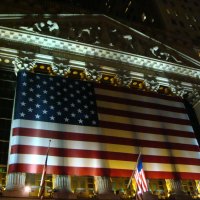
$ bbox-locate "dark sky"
[0,0,162,29]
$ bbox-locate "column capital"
[13,57,36,74]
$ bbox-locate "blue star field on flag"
[14,70,99,126]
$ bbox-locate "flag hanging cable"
[38,139,51,199]
[134,154,148,200]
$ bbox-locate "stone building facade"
[0,14,199,199]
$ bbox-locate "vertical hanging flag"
[38,140,51,199]
[134,155,148,200]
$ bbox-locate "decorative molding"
[10,56,200,105]
[150,46,182,63]
[1,27,200,80]
[1,23,200,105]
[12,57,36,74]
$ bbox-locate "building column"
[52,175,77,200]
[195,180,200,196]
[53,175,72,192]
[169,179,182,192]
[95,176,119,200]
[168,179,193,200]
[6,172,26,190]
[3,173,29,197]
[95,176,112,194]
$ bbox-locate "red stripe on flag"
[96,94,186,113]
[94,83,184,103]
[8,164,200,179]
[12,128,199,152]
[98,107,191,125]
[99,121,195,138]
[10,145,200,165]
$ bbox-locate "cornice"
[0,27,200,81]
[0,27,200,105]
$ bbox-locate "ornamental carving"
[20,20,59,36]
[12,57,200,105]
[6,15,188,65]
[150,46,182,63]
[13,57,36,74]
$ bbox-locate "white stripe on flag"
[98,113,193,132]
[8,154,200,173]
[95,88,185,108]
[10,135,200,159]
[97,100,189,120]
[12,119,197,146]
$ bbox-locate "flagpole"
[127,152,141,189]
[38,139,51,199]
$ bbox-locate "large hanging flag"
[38,140,51,199]
[8,70,200,179]
[134,155,148,200]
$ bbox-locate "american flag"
[134,155,148,200]
[8,70,200,179]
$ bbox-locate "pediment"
[0,14,199,68]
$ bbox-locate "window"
[72,176,94,193]
[0,171,6,186]
[181,180,197,196]
[0,118,11,140]
[0,98,13,119]
[0,69,16,80]
[111,177,131,194]
[87,177,94,189]
[0,141,9,164]
[0,80,15,99]
[149,179,168,198]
